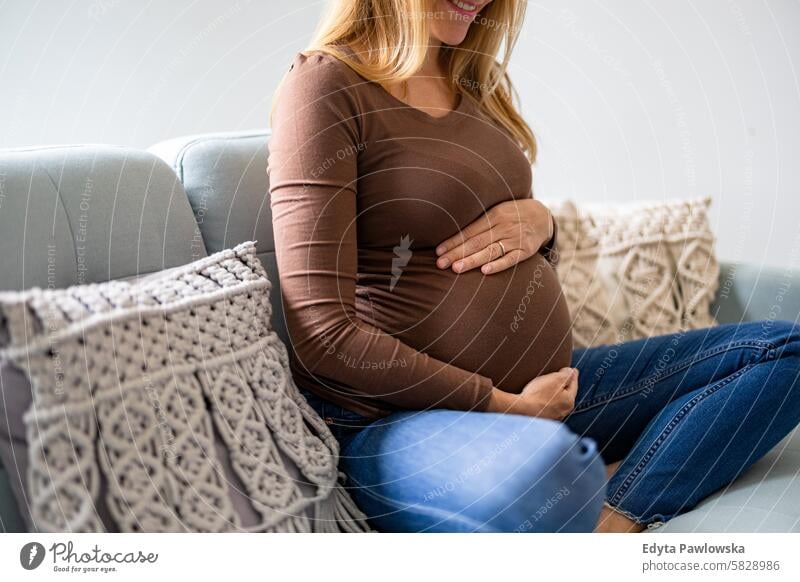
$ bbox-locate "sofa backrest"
[0,145,205,292]
[148,131,290,346]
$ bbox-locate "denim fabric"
[300,388,375,447]
[567,320,800,526]
[302,393,606,533]
[301,321,800,532]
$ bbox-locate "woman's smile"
[444,0,483,17]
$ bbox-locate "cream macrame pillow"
[546,197,719,348]
[0,242,370,532]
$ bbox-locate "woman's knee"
[478,421,606,532]
[756,319,800,357]
[758,320,800,395]
[339,412,605,532]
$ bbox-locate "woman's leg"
[339,410,606,532]
[566,320,800,528]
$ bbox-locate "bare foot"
[605,461,622,480]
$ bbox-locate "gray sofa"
[1,132,798,532]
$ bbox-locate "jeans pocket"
[299,388,371,443]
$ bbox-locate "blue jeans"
[301,321,800,532]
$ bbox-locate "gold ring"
[497,241,506,257]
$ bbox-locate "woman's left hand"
[435,199,554,275]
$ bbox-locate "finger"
[480,248,526,275]
[436,230,495,269]
[557,367,574,387]
[435,214,493,256]
[451,241,506,273]
[551,367,576,389]
[565,369,579,397]
[560,372,579,417]
[547,368,575,398]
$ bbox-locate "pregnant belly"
[355,249,574,393]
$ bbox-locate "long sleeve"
[540,217,560,267]
[267,53,494,413]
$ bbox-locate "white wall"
[1,0,798,269]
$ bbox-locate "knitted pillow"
[0,242,369,532]
[545,198,719,348]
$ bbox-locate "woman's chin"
[433,25,470,46]
[431,0,478,45]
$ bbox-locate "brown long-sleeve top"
[268,50,573,419]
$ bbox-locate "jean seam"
[602,500,651,526]
[606,363,753,509]
[574,340,773,413]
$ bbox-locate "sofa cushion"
[546,197,719,348]
[148,131,289,349]
[713,262,800,325]
[0,242,369,532]
[655,426,800,532]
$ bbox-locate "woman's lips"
[445,0,482,17]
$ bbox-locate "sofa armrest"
[713,262,800,325]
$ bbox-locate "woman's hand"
[486,368,578,420]
[435,198,554,275]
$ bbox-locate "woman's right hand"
[486,368,579,420]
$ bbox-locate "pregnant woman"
[268,0,800,532]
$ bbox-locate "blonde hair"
[278,0,536,161]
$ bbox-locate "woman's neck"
[418,40,445,78]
